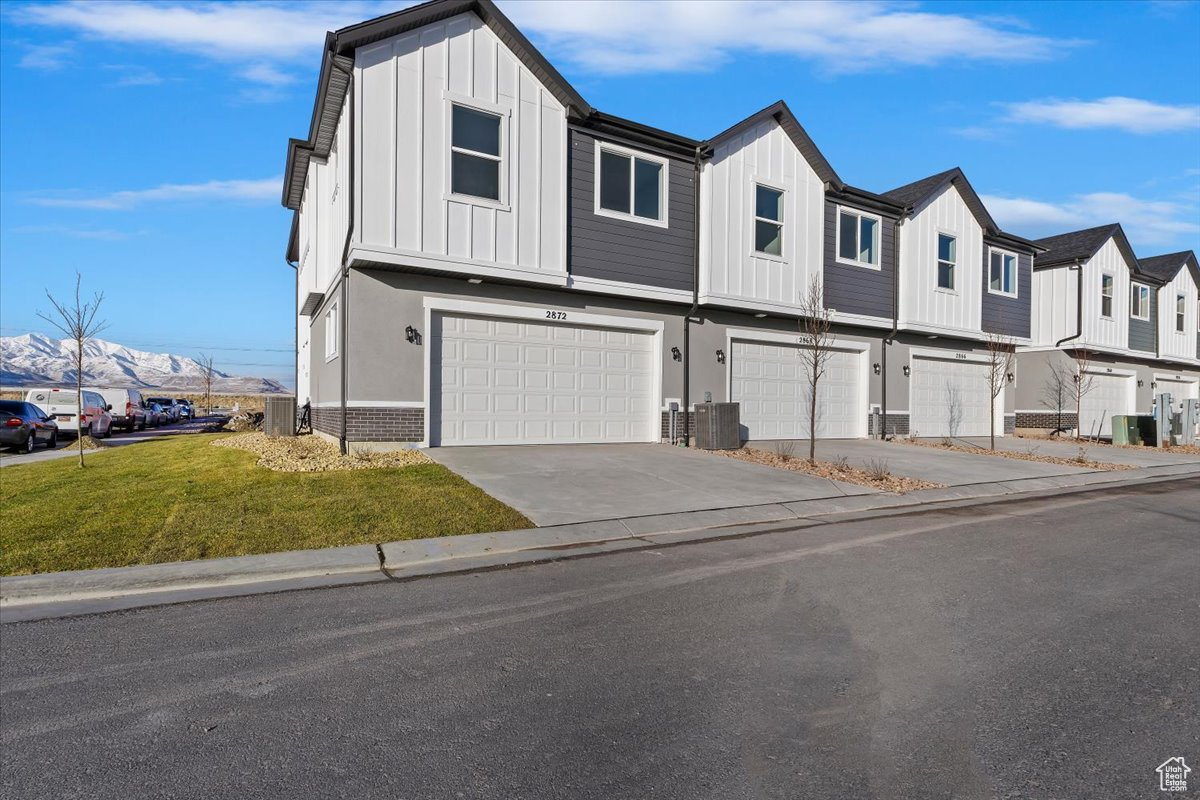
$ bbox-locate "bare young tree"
[984,331,1016,450]
[797,274,834,464]
[37,273,107,467]
[1070,348,1097,441]
[196,353,217,416]
[1040,355,1074,437]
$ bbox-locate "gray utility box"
[263,395,297,437]
[694,402,741,450]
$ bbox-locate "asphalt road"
[3,479,1198,799]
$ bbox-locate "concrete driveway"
[955,436,1200,467]
[749,438,1098,486]
[428,444,875,526]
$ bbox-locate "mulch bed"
[904,438,1131,471]
[708,446,942,494]
[1015,434,1200,457]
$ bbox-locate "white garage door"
[1156,377,1199,402]
[909,356,996,438]
[431,313,656,446]
[1078,372,1134,438]
[731,340,865,440]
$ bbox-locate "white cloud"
[8,225,142,241]
[17,43,74,70]
[12,0,1075,78]
[240,63,297,86]
[29,177,281,210]
[982,192,1200,248]
[1002,97,1200,134]
[103,65,164,87]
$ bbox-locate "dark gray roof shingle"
[1137,251,1195,283]
[881,168,960,208]
[1033,224,1120,265]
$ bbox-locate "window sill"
[835,256,882,271]
[593,206,669,229]
[934,286,958,296]
[325,353,339,364]
[751,250,788,264]
[1130,315,1150,322]
[987,288,1018,299]
[444,192,510,213]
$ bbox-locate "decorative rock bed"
[212,432,431,473]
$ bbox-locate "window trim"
[1175,292,1186,333]
[935,230,958,293]
[1099,273,1114,319]
[1130,281,1151,321]
[324,301,339,362]
[752,181,785,260]
[835,206,883,271]
[592,139,669,229]
[444,94,510,210]
[986,246,1019,298]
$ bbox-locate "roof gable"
[883,167,998,234]
[705,100,841,187]
[1035,223,1141,275]
[1138,250,1199,287]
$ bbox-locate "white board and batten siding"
[354,13,566,280]
[700,120,824,312]
[298,96,352,299]
[897,184,983,336]
[1078,238,1134,353]
[1158,266,1199,364]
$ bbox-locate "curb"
[4,465,1197,623]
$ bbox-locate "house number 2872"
[545,310,567,320]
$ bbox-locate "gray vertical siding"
[567,127,695,292]
[980,243,1032,339]
[822,199,896,319]
[1128,290,1157,353]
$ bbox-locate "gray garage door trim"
[424,298,664,447]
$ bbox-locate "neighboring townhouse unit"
[283,0,1039,451]
[1015,224,1200,437]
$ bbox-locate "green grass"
[0,434,532,576]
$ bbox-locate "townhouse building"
[282,0,1190,452]
[1014,226,1200,437]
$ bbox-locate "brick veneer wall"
[1015,411,1078,430]
[1004,414,1016,435]
[660,411,695,441]
[869,413,910,437]
[309,406,424,442]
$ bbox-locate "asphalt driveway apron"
[428,443,875,526]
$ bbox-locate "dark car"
[175,399,195,420]
[1,400,59,453]
[146,397,180,423]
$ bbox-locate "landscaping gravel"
[904,438,1131,471]
[710,446,942,493]
[212,432,432,472]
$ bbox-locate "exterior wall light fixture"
[873,363,881,375]
[405,325,421,344]
[716,349,726,364]
[902,365,911,377]
[1006,372,1015,383]
[671,346,682,361]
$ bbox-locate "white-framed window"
[450,103,503,202]
[594,140,668,227]
[324,302,338,361]
[836,207,881,269]
[1130,282,1150,320]
[987,247,1018,297]
[1100,274,1114,318]
[754,184,784,256]
[936,233,956,290]
[1176,293,1186,332]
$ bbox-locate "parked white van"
[25,388,114,438]
[91,387,148,432]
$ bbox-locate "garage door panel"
[732,340,864,440]
[1079,372,1133,438]
[433,312,656,446]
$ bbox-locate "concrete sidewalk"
[4,462,1197,623]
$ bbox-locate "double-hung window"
[837,209,880,268]
[324,302,338,361]
[936,233,956,290]
[1130,283,1150,320]
[1176,293,1186,332]
[595,142,666,225]
[1100,274,1114,318]
[754,185,784,256]
[450,104,502,202]
[988,248,1017,296]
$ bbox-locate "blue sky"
[2,0,1198,388]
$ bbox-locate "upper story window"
[1176,293,1186,332]
[988,247,1018,297]
[754,185,784,256]
[450,104,502,202]
[1100,274,1114,318]
[836,208,881,269]
[324,302,338,361]
[1130,282,1150,320]
[936,233,956,290]
[595,141,667,227]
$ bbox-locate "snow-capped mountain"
[0,334,288,394]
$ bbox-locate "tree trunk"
[808,380,818,464]
[990,396,996,451]
[75,346,85,467]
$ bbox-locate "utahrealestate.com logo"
[1157,757,1191,792]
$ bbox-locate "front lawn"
[0,434,532,575]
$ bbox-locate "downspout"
[1054,260,1085,347]
[330,56,356,455]
[682,144,703,446]
[286,256,299,402]
[880,209,907,439]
